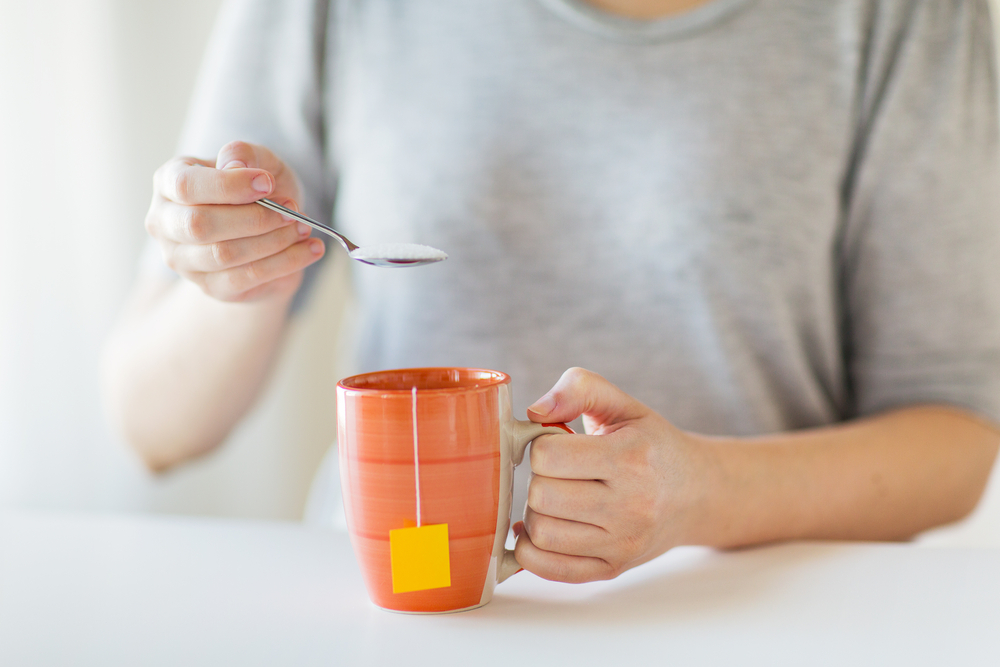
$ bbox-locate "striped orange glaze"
[337,368,509,613]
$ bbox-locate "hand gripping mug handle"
[497,420,575,584]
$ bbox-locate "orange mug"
[337,368,571,613]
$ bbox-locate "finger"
[522,506,611,559]
[529,432,623,480]
[514,520,615,583]
[148,200,298,245]
[527,474,611,521]
[155,156,274,205]
[200,238,324,301]
[527,367,651,427]
[167,219,311,272]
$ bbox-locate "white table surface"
[1,511,997,667]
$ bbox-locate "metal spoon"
[255,198,446,268]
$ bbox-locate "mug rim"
[337,367,512,395]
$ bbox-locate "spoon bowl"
[255,198,446,268]
[353,257,439,268]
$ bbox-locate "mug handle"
[497,420,575,584]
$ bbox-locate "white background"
[0,0,352,520]
[1,1,999,542]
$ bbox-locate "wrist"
[255,282,300,311]
[683,433,819,549]
[673,432,740,548]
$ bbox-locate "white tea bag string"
[412,386,422,528]
[385,385,451,596]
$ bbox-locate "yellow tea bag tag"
[389,523,451,593]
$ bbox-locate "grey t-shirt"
[173,0,1000,520]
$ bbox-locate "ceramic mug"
[337,367,570,613]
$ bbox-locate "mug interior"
[339,367,510,392]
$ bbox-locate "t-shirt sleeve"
[841,0,1000,425]
[148,0,335,312]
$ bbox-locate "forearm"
[101,276,293,471]
[691,406,1000,548]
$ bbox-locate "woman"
[103,0,1000,582]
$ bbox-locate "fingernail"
[527,394,556,417]
[222,160,247,170]
[309,239,323,255]
[297,222,311,236]
[252,174,272,193]
[512,522,524,538]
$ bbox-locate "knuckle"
[194,276,217,298]
[221,139,250,156]
[513,535,531,565]
[173,169,192,202]
[251,203,275,234]
[529,441,546,473]
[219,140,257,170]
[532,528,556,554]
[553,560,588,584]
[559,366,596,397]
[283,221,303,245]
[531,529,553,552]
[526,481,544,513]
[184,208,209,242]
[202,275,238,303]
[620,439,656,477]
[547,560,569,581]
[242,259,262,286]
[563,367,591,386]
[210,241,235,268]
[229,289,254,303]
[528,516,558,552]
[602,560,624,581]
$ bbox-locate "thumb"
[216,140,286,175]
[526,367,650,426]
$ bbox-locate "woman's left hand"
[515,367,714,583]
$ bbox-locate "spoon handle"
[255,198,358,253]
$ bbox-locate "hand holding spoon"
[255,198,447,268]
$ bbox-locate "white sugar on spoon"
[255,199,447,268]
[349,243,448,264]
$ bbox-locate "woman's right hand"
[145,140,325,303]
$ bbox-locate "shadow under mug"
[337,368,570,613]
